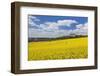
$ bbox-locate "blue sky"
[28,15,88,38]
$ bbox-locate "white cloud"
[28,17,88,38]
[29,28,62,38]
[73,22,88,35]
[76,24,83,29]
[29,27,74,38]
[40,23,58,30]
[38,19,78,32]
[83,23,88,30]
[57,20,78,27]
[29,15,40,22]
[44,19,77,28]
[28,16,40,27]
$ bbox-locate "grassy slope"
[28,37,88,60]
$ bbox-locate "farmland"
[28,37,88,61]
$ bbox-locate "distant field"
[28,37,88,61]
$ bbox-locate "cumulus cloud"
[40,22,59,30]
[57,20,78,27]
[28,16,88,38]
[76,24,83,29]
[28,16,40,28]
[73,22,88,35]
[38,19,78,32]
[44,19,77,28]
[29,28,62,38]
[29,15,40,22]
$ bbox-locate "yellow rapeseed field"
[28,37,88,60]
